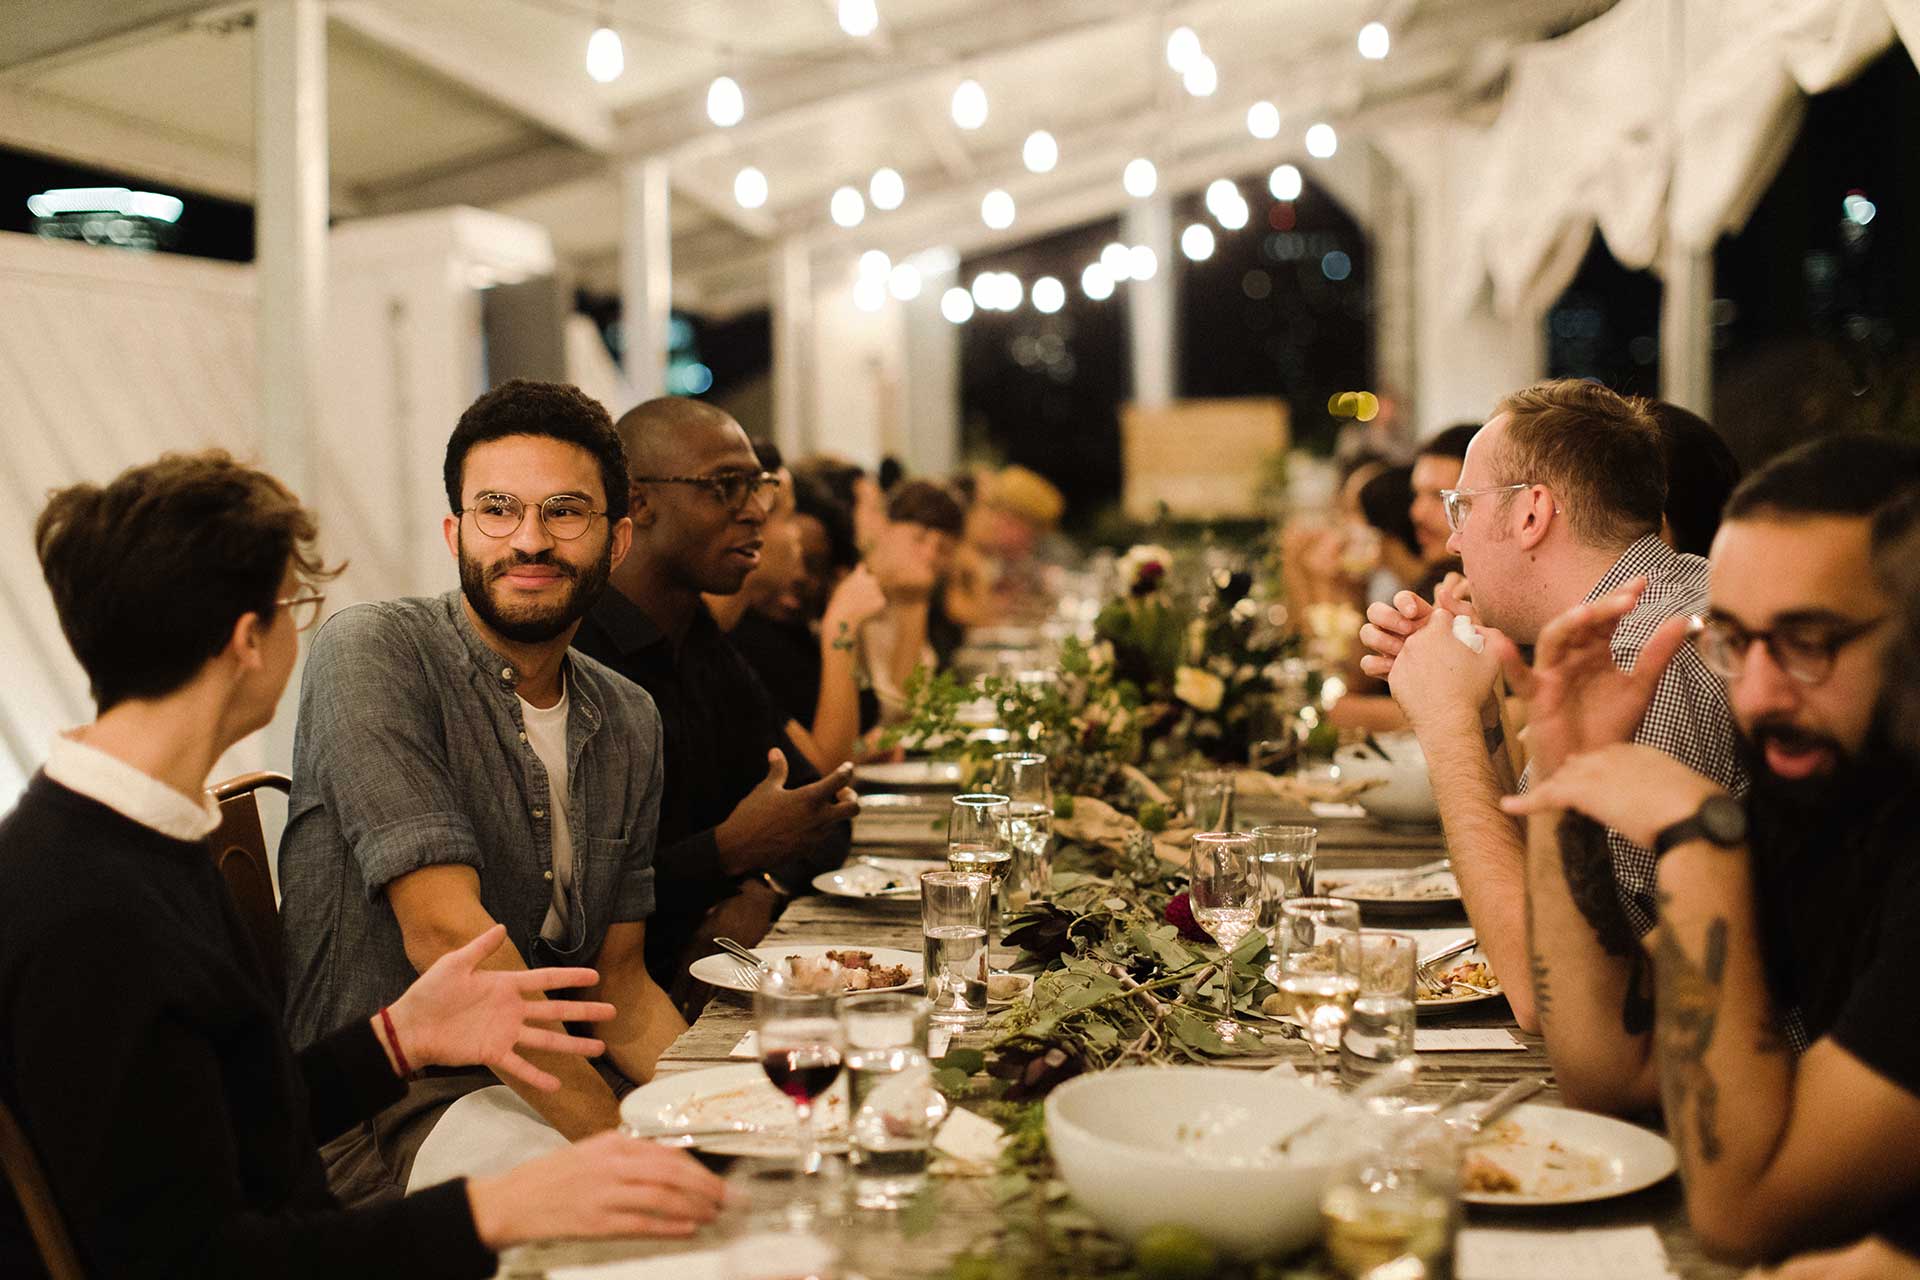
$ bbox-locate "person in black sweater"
[0,451,726,1278]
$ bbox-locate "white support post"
[902,252,960,477]
[1123,194,1176,409]
[771,239,812,457]
[254,0,326,496]
[620,158,672,401]
[1660,241,1714,417]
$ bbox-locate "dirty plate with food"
[1459,1104,1676,1206]
[690,944,923,995]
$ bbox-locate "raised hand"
[716,750,861,874]
[1487,578,1690,778]
[1359,590,1437,680]
[822,564,888,646]
[468,1130,730,1247]
[383,924,615,1091]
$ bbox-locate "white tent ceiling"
[0,0,1612,317]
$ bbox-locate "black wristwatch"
[1652,794,1747,856]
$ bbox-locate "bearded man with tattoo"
[1506,435,1920,1263]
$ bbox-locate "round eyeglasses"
[1690,613,1888,686]
[458,492,608,541]
[1438,482,1531,534]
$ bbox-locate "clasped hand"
[1359,588,1505,730]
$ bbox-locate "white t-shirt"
[519,683,575,944]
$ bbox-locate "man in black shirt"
[1510,434,1920,1263]
[573,397,858,1010]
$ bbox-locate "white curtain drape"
[1456,0,1920,319]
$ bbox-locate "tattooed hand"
[1503,742,1725,850]
[1487,579,1692,779]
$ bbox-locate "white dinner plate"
[813,856,944,900]
[1403,929,1504,1013]
[621,1063,850,1156]
[1320,868,1462,916]
[854,760,966,789]
[689,943,924,995]
[850,792,948,847]
[1460,1103,1677,1206]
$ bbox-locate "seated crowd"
[1,373,1916,1278]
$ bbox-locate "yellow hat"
[984,464,1064,527]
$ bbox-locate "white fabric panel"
[1458,0,1920,318]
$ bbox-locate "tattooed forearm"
[1524,889,1555,1027]
[1556,812,1637,957]
[1653,906,1730,1167]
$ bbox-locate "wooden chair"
[0,1092,85,1280]
[208,771,293,1002]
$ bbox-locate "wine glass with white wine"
[947,792,1013,968]
[1276,896,1362,1087]
[1188,831,1259,1044]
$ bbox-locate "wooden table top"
[507,827,1738,1280]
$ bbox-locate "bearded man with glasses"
[1505,435,1920,1264]
[1358,380,1746,1036]
[280,380,689,1206]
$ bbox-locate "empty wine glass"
[991,752,1053,907]
[1189,831,1259,1044]
[755,976,846,1177]
[1276,896,1362,1087]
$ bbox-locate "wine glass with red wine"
[755,976,845,1177]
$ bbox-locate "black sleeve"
[297,1018,407,1144]
[1830,865,1920,1102]
[62,1013,495,1280]
[777,726,851,890]
[654,827,725,882]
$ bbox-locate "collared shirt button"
[543,870,555,882]
[500,666,513,681]
[532,807,546,819]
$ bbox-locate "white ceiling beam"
[670,165,777,239]
[354,141,605,216]
[0,0,239,77]
[328,1,616,152]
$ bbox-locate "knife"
[1452,1077,1548,1136]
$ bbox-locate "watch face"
[1699,794,1747,844]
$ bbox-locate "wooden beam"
[353,141,605,216]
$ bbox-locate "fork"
[1414,936,1479,994]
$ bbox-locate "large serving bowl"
[1045,1066,1351,1258]
[1333,732,1439,826]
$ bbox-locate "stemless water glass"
[920,870,992,1028]
[991,752,1054,908]
[1252,824,1318,972]
[718,1155,843,1279]
[1338,931,1418,1085]
[1276,896,1362,1087]
[1320,1108,1460,1279]
[755,976,846,1177]
[840,993,935,1210]
[947,793,1013,963]
[1189,831,1260,1043]
[1181,767,1236,831]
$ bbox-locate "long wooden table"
[508,813,1738,1280]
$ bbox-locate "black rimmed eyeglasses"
[456,492,609,541]
[631,470,781,513]
[1690,612,1889,686]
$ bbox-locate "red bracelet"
[378,1005,415,1079]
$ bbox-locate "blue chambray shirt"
[279,592,663,1052]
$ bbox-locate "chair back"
[208,772,293,1001]
[0,1092,85,1280]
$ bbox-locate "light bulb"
[853,276,887,311]
[707,76,745,127]
[1023,130,1058,174]
[888,262,923,301]
[829,186,865,228]
[1269,164,1303,201]
[1081,262,1115,300]
[586,26,624,83]
[1358,22,1390,60]
[951,79,988,130]
[1247,101,1280,139]
[1100,241,1133,282]
[1306,122,1338,158]
[859,249,891,280]
[941,286,975,323]
[1180,223,1215,261]
[839,0,879,38]
[1165,26,1200,72]
[1182,54,1218,97]
[869,167,905,211]
[1128,245,1157,281]
[733,167,768,209]
[1123,158,1157,199]
[1032,276,1065,313]
[981,188,1015,230]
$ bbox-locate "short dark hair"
[1492,379,1666,548]
[35,450,337,711]
[1359,464,1420,558]
[443,379,628,519]
[790,456,866,512]
[1723,432,1920,522]
[793,474,858,570]
[1648,402,1742,557]
[885,479,965,539]
[1418,423,1480,461]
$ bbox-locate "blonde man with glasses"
[1358,380,1745,1038]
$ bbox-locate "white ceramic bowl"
[1045,1066,1351,1258]
[1333,732,1439,826]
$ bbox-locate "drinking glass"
[1275,896,1362,1087]
[1320,1108,1460,1279]
[1252,824,1318,975]
[920,870,992,1028]
[718,1155,843,1279]
[754,977,846,1177]
[1189,831,1260,1043]
[991,752,1054,907]
[1181,767,1236,831]
[1338,931,1418,1086]
[840,993,934,1210]
[946,793,1013,964]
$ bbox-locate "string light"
[1165,26,1200,72]
[1081,262,1115,300]
[1128,245,1157,281]
[869,167,905,211]
[1123,158,1157,199]
[888,263,923,301]
[1023,130,1058,174]
[981,188,1015,230]
[707,76,745,127]
[1032,276,1066,313]
[853,276,887,311]
[1269,164,1302,201]
[1358,22,1390,59]
[1247,101,1280,140]
[829,186,865,227]
[1180,223,1215,261]
[1306,122,1338,158]
[951,79,988,130]
[838,0,879,38]
[733,167,768,209]
[941,286,975,323]
[1100,241,1134,282]
[859,249,892,280]
[1182,54,1218,97]
[585,26,624,83]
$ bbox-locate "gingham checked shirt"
[1520,535,1749,938]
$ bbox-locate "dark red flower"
[1163,890,1209,943]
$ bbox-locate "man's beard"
[459,537,611,644]
[1738,710,1900,819]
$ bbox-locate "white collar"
[43,733,223,843]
